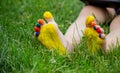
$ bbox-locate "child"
[65,0,120,52]
[34,0,120,54]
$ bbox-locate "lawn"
[0,0,120,73]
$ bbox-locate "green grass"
[0,0,120,73]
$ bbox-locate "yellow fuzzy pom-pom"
[86,16,95,27]
[43,11,53,19]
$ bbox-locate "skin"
[65,5,120,52]
[41,5,120,53]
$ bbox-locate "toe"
[34,19,46,37]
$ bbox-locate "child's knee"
[82,5,108,23]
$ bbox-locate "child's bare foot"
[105,29,120,51]
[84,16,105,53]
[34,11,68,55]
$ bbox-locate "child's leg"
[65,5,110,51]
[105,15,120,51]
